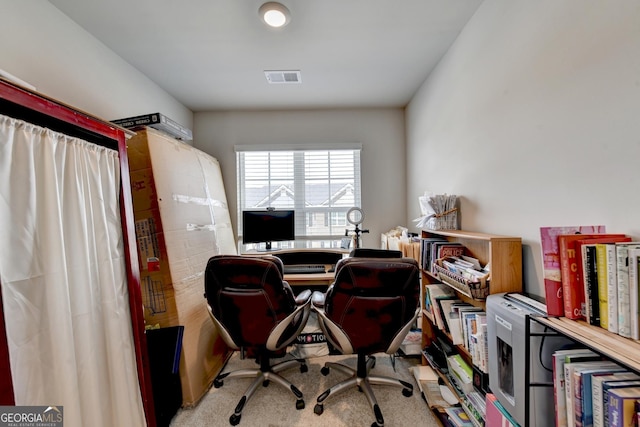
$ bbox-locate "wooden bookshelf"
[420,229,523,425]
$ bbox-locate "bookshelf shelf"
[533,316,640,372]
[420,228,523,425]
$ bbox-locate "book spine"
[112,112,162,128]
[561,238,585,319]
[554,354,568,427]
[566,364,576,427]
[574,371,584,427]
[584,246,600,325]
[608,392,622,427]
[606,244,618,333]
[617,245,632,338]
[630,249,640,340]
[596,244,608,329]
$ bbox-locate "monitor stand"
[257,241,280,252]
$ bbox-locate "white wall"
[0,0,192,130]
[194,108,407,245]
[406,1,640,298]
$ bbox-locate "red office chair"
[204,255,312,426]
[312,257,421,427]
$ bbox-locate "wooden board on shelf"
[535,317,640,373]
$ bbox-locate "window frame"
[235,143,362,248]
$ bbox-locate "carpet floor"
[170,351,441,427]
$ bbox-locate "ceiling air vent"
[264,70,302,84]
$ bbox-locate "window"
[236,144,361,248]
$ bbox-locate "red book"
[558,234,627,319]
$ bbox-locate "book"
[458,307,483,350]
[572,363,624,427]
[445,406,474,427]
[596,244,610,329]
[565,360,607,427]
[553,349,599,427]
[449,303,473,346]
[628,247,640,340]
[437,298,463,333]
[424,283,457,330]
[615,243,640,338]
[607,386,640,427]
[486,393,519,427]
[558,233,623,319]
[582,244,599,326]
[606,243,619,333]
[540,226,606,317]
[111,112,193,141]
[421,237,447,271]
[558,233,631,320]
[592,372,640,427]
[603,380,640,427]
[592,238,632,329]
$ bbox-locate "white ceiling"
[49,0,482,112]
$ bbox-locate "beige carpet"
[170,351,441,427]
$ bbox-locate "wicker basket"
[432,263,489,300]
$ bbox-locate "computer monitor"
[242,209,295,251]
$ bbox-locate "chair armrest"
[295,289,312,305]
[266,296,312,351]
[311,290,325,308]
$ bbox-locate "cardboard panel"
[127,127,234,406]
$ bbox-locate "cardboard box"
[127,127,236,406]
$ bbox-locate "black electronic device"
[283,264,326,275]
[242,209,295,251]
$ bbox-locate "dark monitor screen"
[242,209,295,250]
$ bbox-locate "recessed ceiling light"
[259,2,291,28]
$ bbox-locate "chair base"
[214,355,307,426]
[314,354,413,427]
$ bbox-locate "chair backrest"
[324,257,420,354]
[349,248,403,258]
[204,255,296,349]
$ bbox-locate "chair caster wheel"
[263,380,270,387]
[296,399,305,410]
[320,366,330,376]
[229,414,241,426]
[300,364,308,373]
[214,378,224,388]
[402,388,412,397]
[314,403,324,415]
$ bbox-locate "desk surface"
[284,264,335,286]
[243,248,346,286]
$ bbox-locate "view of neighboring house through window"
[236,144,362,249]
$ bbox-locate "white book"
[615,243,640,338]
[606,243,619,333]
[628,247,640,340]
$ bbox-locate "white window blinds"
[236,144,362,244]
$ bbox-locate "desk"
[284,265,335,287]
[242,248,347,287]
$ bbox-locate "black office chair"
[311,257,421,427]
[204,255,312,426]
[349,248,403,258]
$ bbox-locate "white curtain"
[0,115,146,427]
